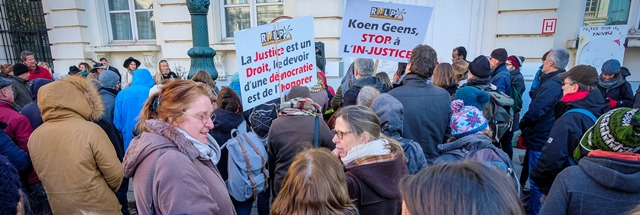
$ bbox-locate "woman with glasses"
[332,105,408,215]
[123,80,236,214]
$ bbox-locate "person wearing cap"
[7,63,32,112]
[519,48,569,215]
[488,48,511,95]
[99,70,121,123]
[540,107,640,215]
[597,59,633,108]
[506,55,526,100]
[530,65,609,199]
[268,86,335,197]
[122,56,141,89]
[388,45,451,164]
[21,50,53,81]
[20,78,53,130]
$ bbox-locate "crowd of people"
[1,44,640,215]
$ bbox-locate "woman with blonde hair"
[191,70,219,94]
[154,60,178,83]
[332,105,407,215]
[452,60,469,86]
[432,62,458,96]
[272,148,358,215]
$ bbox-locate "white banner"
[576,25,628,70]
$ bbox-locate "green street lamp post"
[186,0,217,80]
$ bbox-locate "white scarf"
[341,138,391,165]
[175,128,221,165]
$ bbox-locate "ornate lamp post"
[186,0,217,80]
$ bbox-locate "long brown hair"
[432,62,458,88]
[271,148,357,215]
[400,161,524,215]
[138,80,215,132]
[191,70,217,90]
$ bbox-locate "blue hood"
[131,68,155,88]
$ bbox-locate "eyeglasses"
[182,112,215,124]
[333,129,353,139]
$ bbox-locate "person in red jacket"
[21,50,53,81]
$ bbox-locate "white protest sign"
[234,16,317,110]
[339,0,433,62]
[577,25,628,70]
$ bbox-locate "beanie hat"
[68,65,81,75]
[0,77,13,89]
[469,56,492,78]
[454,86,490,111]
[30,78,53,99]
[507,55,522,69]
[12,63,29,77]
[286,86,311,100]
[450,100,488,138]
[490,48,508,62]
[99,70,120,89]
[601,59,621,75]
[0,155,21,215]
[576,108,640,160]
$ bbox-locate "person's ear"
[405,63,412,74]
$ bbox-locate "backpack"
[564,108,597,166]
[474,85,515,141]
[221,124,269,202]
[499,71,524,113]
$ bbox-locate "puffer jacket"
[28,76,123,214]
[114,68,155,151]
[123,119,236,215]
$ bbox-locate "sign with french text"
[576,25,627,71]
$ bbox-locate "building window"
[107,0,156,41]
[223,0,284,38]
[583,0,631,26]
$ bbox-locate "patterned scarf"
[279,97,320,117]
[310,74,326,93]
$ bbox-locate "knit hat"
[286,86,311,100]
[450,100,488,138]
[30,78,53,99]
[558,65,599,86]
[507,55,523,69]
[469,56,492,78]
[601,59,621,75]
[0,77,13,89]
[99,70,120,89]
[577,108,640,156]
[12,63,29,77]
[68,65,81,75]
[490,48,508,62]
[0,155,21,214]
[454,86,490,111]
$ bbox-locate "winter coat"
[540,154,640,215]
[343,76,391,106]
[530,90,609,194]
[114,69,155,151]
[0,128,31,176]
[519,69,565,151]
[370,93,427,174]
[28,66,53,81]
[489,63,511,95]
[510,68,526,129]
[106,66,121,80]
[268,115,335,195]
[28,76,123,214]
[309,89,330,112]
[443,85,458,97]
[99,87,118,124]
[597,76,634,108]
[388,73,452,164]
[434,133,510,164]
[210,108,245,181]
[8,75,31,112]
[345,145,407,215]
[20,78,52,130]
[95,118,125,161]
[0,101,38,185]
[123,119,236,215]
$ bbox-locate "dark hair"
[408,45,438,79]
[99,57,108,62]
[542,50,550,61]
[400,161,524,215]
[217,87,243,113]
[453,46,467,61]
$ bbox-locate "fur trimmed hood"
[38,75,104,122]
[123,119,200,178]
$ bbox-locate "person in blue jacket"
[0,121,31,177]
[488,48,511,95]
[114,68,155,151]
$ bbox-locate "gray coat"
[99,88,117,123]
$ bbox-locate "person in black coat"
[209,87,245,181]
[342,58,390,107]
[530,65,609,196]
[596,59,633,109]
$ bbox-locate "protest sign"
[234,16,317,110]
[577,25,628,70]
[339,0,433,62]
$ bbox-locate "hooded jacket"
[388,73,452,164]
[434,133,508,164]
[531,89,609,195]
[370,93,427,174]
[597,75,633,108]
[489,63,511,95]
[0,101,38,185]
[21,78,53,130]
[123,119,236,215]
[28,76,123,214]
[209,108,244,181]
[114,68,155,151]
[540,155,640,215]
[99,87,118,123]
[345,144,407,215]
[0,127,31,177]
[520,69,565,151]
[343,76,391,106]
[8,75,31,112]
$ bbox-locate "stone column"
[186,0,217,79]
